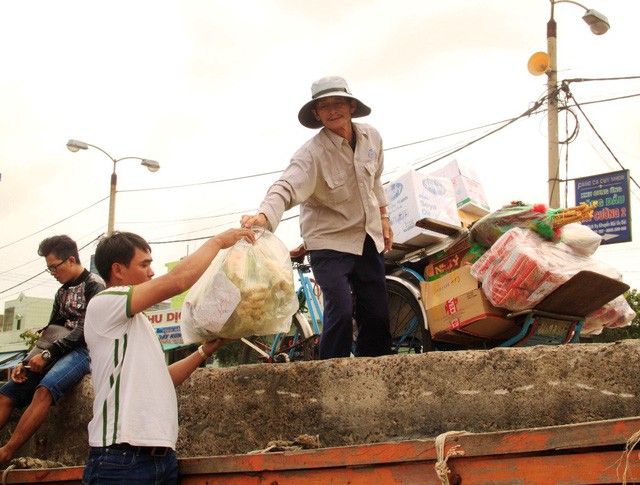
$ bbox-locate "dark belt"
[105,443,171,457]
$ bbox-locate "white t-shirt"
[84,286,178,449]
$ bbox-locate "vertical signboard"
[574,170,631,244]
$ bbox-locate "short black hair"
[94,231,151,282]
[38,235,81,265]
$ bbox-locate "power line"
[1,83,638,294]
[411,96,547,173]
[119,170,284,193]
[563,83,640,191]
[121,209,256,225]
[0,237,102,297]
[383,118,509,152]
[564,75,640,84]
[0,197,108,251]
[149,214,299,245]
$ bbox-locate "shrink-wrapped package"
[470,227,621,311]
[582,295,636,335]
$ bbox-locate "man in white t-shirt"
[82,229,254,485]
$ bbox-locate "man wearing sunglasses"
[0,235,104,467]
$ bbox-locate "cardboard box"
[430,159,490,216]
[426,288,518,342]
[429,159,480,181]
[424,242,478,280]
[421,265,478,309]
[384,170,461,247]
[451,175,491,215]
[458,209,482,228]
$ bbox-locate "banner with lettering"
[574,170,631,245]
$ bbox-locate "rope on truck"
[434,430,467,485]
[1,457,67,485]
[247,434,321,454]
[618,428,640,485]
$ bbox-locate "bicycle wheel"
[239,311,318,364]
[276,312,319,362]
[239,334,276,365]
[386,279,435,353]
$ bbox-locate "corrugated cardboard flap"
[534,270,629,317]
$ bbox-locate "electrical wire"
[0,197,108,251]
[0,236,102,297]
[411,96,547,173]
[146,214,300,245]
[118,170,284,193]
[1,83,638,297]
[121,209,256,225]
[563,84,640,191]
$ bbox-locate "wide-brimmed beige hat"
[297,76,371,129]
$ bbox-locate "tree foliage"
[19,329,42,350]
[215,340,245,367]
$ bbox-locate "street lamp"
[529,0,609,209]
[66,139,160,235]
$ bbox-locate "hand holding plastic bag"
[181,229,298,343]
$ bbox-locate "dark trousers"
[309,235,391,359]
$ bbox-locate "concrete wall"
[3,340,640,466]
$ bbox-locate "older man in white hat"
[242,76,393,359]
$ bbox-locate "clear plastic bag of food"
[560,222,602,257]
[180,229,298,343]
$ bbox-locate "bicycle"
[385,266,434,354]
[239,242,437,364]
[239,245,323,364]
[383,218,473,354]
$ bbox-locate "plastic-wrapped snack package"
[560,223,602,257]
[470,201,597,249]
[471,227,622,311]
[582,295,636,335]
[470,202,547,249]
[180,230,298,343]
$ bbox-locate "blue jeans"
[0,346,90,408]
[82,446,178,484]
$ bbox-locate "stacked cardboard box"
[458,208,482,229]
[424,238,477,281]
[430,159,490,216]
[420,265,519,346]
[384,170,460,248]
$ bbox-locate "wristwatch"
[41,350,52,362]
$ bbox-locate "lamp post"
[66,139,160,235]
[545,0,609,209]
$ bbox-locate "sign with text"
[574,170,631,244]
[155,325,183,344]
[147,309,184,344]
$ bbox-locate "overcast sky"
[1,0,639,311]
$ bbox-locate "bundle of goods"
[470,201,598,249]
[470,226,622,312]
[581,295,637,335]
[560,221,603,257]
[180,229,298,343]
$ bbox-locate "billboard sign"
[147,309,184,344]
[574,170,631,244]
